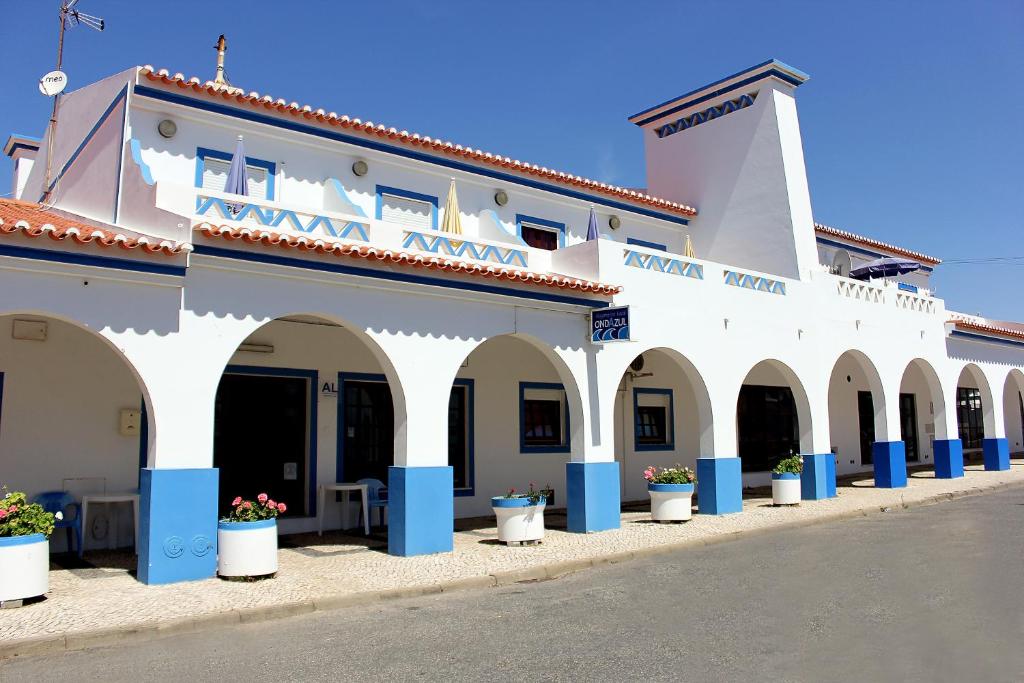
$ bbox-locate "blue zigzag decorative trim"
[723,269,786,295]
[622,249,703,280]
[655,93,757,139]
[401,231,528,267]
[195,197,369,241]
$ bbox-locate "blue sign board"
[591,306,630,343]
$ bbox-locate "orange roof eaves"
[814,222,941,266]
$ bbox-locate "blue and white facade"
[2,60,1022,584]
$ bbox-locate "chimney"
[214,34,228,85]
[4,134,42,200]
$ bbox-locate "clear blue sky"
[2,1,1021,319]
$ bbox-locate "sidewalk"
[2,462,1023,659]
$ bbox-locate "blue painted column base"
[388,466,453,556]
[983,438,1010,471]
[801,453,837,500]
[566,462,620,533]
[138,468,218,585]
[696,457,742,514]
[873,441,907,488]
[933,439,964,479]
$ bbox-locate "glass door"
[858,391,876,465]
[900,393,919,462]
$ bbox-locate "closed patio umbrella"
[224,135,248,214]
[684,234,696,258]
[586,206,600,241]
[441,179,463,235]
[849,257,921,281]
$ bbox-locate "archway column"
[934,372,965,478]
[695,379,743,515]
[872,375,907,488]
[980,367,1010,471]
[802,376,837,500]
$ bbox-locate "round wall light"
[608,215,621,230]
[352,160,369,176]
[157,119,177,139]
[494,189,509,206]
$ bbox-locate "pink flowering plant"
[0,489,56,538]
[643,465,696,485]
[224,493,287,522]
[503,482,554,505]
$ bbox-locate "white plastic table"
[317,483,370,536]
[80,492,140,554]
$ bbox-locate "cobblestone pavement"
[1,463,1021,646]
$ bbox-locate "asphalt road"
[4,489,1024,683]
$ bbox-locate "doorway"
[858,391,875,465]
[900,393,919,462]
[214,369,314,516]
[341,378,394,484]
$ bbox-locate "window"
[376,185,438,230]
[516,214,565,251]
[634,388,674,450]
[195,147,275,201]
[449,379,475,495]
[737,385,799,472]
[957,387,985,450]
[627,238,667,252]
[520,382,570,453]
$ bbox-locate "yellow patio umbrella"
[441,179,463,236]
[684,234,696,258]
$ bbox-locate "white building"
[2,59,1021,584]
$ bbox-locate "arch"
[610,346,714,502]
[445,332,587,517]
[826,350,888,471]
[1003,368,1024,454]
[211,312,408,521]
[736,358,813,472]
[0,311,153,553]
[956,362,996,445]
[899,357,948,442]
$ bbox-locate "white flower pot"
[648,483,695,522]
[217,519,278,577]
[772,473,801,506]
[0,534,49,602]
[492,498,546,544]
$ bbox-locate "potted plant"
[217,493,286,579]
[772,455,803,506]
[644,465,697,522]
[491,483,552,545]
[0,489,58,605]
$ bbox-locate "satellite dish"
[39,70,68,97]
[832,249,852,278]
[630,355,645,373]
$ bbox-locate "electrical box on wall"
[12,319,47,341]
[119,408,141,436]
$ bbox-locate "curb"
[2,477,1021,661]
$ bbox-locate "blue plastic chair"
[355,478,388,528]
[32,491,83,557]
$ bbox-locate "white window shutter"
[201,157,269,200]
[381,193,432,229]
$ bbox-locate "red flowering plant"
[503,482,554,505]
[224,493,287,522]
[643,465,696,485]
[0,489,57,538]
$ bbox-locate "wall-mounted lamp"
[351,160,369,177]
[157,119,177,139]
[608,215,621,230]
[494,189,509,206]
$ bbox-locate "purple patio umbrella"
[849,257,922,281]
[586,206,600,241]
[224,135,248,214]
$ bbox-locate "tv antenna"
[41,0,105,204]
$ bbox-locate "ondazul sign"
[591,306,630,343]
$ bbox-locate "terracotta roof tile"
[195,222,622,297]
[949,317,1024,342]
[814,222,941,266]
[0,199,189,255]
[140,67,697,219]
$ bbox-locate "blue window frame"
[375,185,439,229]
[223,365,318,516]
[633,388,675,451]
[627,237,667,251]
[519,382,571,454]
[516,214,566,249]
[194,146,276,200]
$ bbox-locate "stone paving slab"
[1,463,1023,659]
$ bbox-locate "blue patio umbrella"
[224,135,248,214]
[849,257,922,281]
[586,206,600,241]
